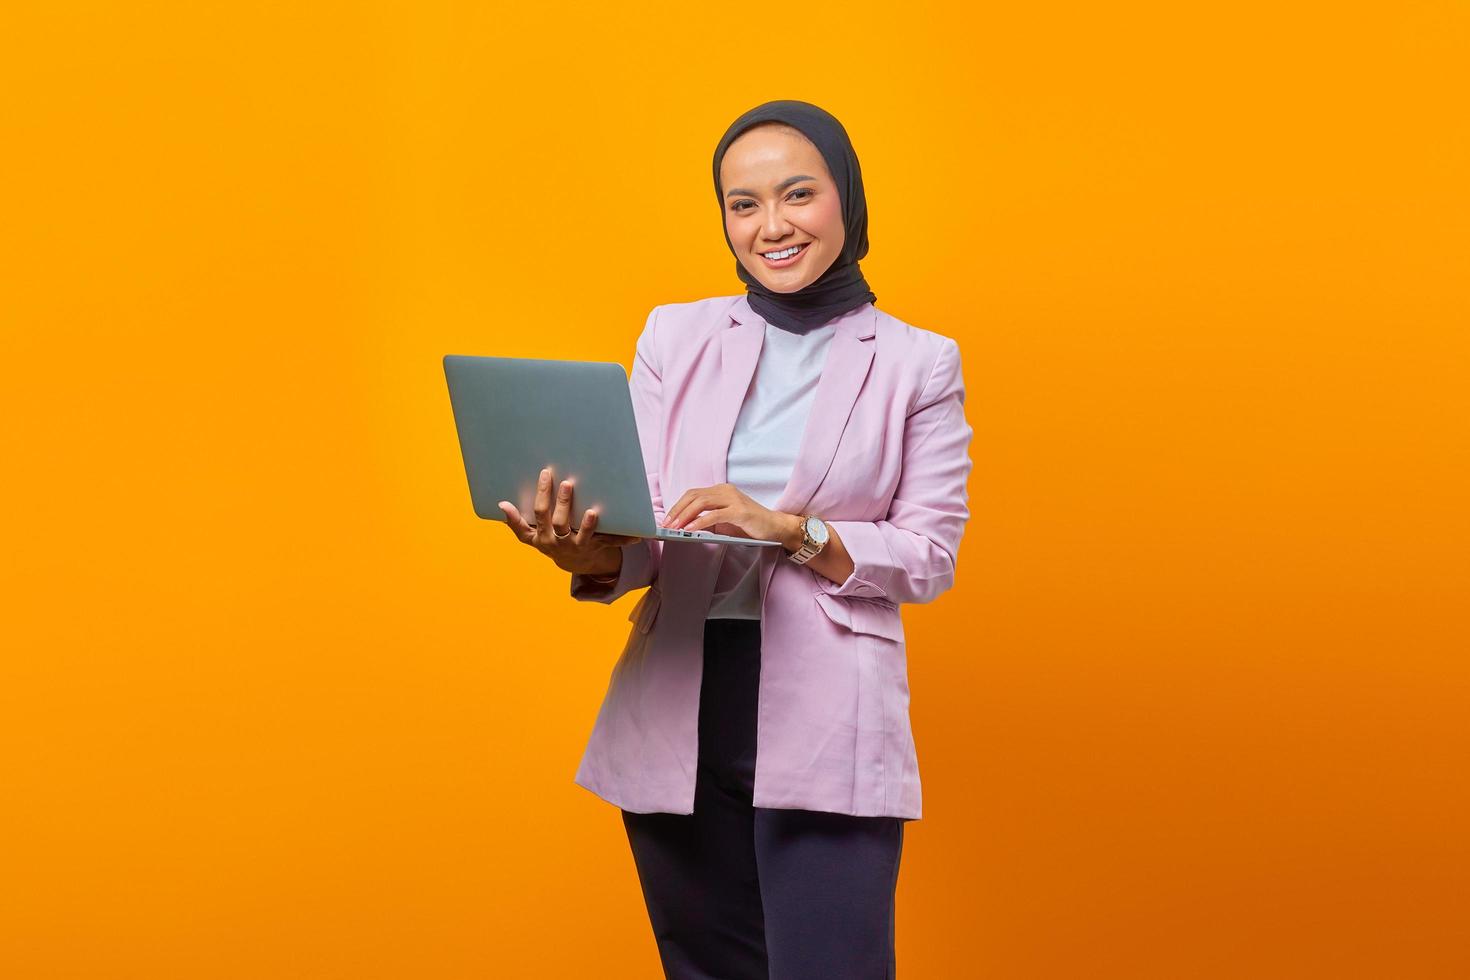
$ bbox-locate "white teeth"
[763,244,803,260]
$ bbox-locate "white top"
[705,317,836,620]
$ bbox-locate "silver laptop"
[443,354,784,547]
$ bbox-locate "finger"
[551,478,575,538]
[663,490,690,528]
[666,486,716,527]
[673,500,709,529]
[684,507,728,533]
[678,491,725,529]
[666,489,708,528]
[574,507,597,548]
[532,466,553,534]
[498,501,534,542]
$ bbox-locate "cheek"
[725,215,747,246]
[816,200,845,240]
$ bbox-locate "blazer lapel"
[708,309,766,487]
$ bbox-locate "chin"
[746,267,812,293]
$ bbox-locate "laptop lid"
[443,354,662,538]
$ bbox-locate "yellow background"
[3,2,1467,977]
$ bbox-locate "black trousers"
[622,617,906,980]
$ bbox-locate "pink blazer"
[569,293,973,819]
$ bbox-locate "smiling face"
[720,123,846,293]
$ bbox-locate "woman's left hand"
[662,483,795,545]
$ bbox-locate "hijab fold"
[712,100,877,334]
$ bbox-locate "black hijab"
[712,100,877,334]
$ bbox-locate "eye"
[730,188,813,213]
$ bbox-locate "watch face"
[805,516,829,544]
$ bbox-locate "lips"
[759,242,810,268]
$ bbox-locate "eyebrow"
[724,174,817,199]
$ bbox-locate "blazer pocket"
[812,592,904,643]
[627,586,662,634]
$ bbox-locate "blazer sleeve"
[814,336,973,605]
[569,305,666,604]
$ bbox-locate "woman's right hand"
[497,466,642,577]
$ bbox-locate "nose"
[762,206,793,244]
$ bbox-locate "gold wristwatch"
[786,514,830,565]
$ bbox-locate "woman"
[497,100,972,979]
